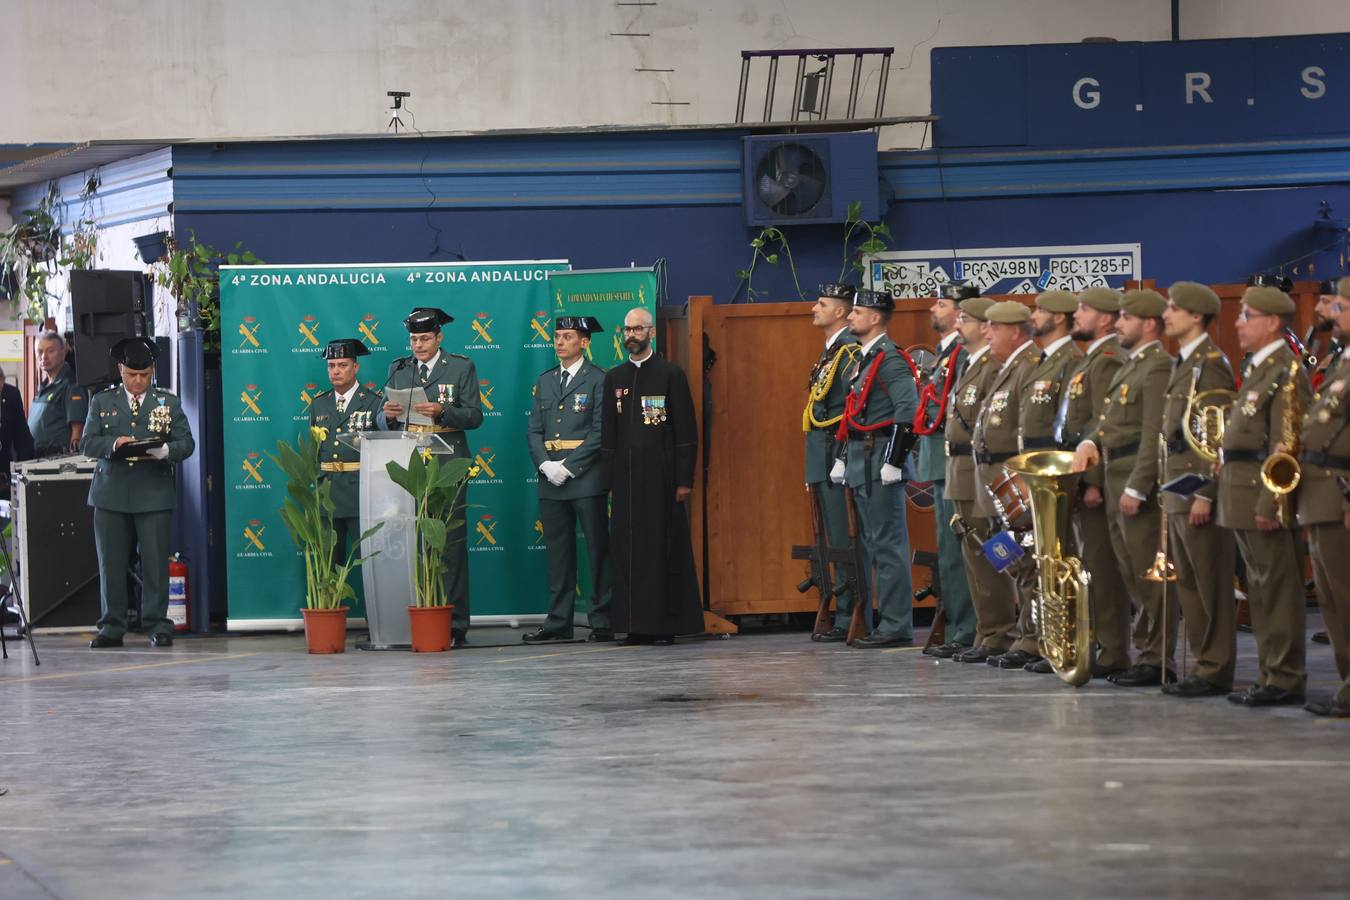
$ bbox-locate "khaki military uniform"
[1217,343,1311,693]
[1162,337,1238,688]
[1087,341,1177,670]
[1298,355,1350,707]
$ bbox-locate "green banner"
[220,260,569,627]
[549,267,658,366]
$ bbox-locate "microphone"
[378,355,414,430]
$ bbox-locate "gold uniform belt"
[320,461,361,473]
[545,439,583,451]
[405,424,457,434]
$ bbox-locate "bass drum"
[986,469,1034,533]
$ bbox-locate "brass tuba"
[1003,450,1094,687]
[1260,358,1304,526]
[1182,388,1236,464]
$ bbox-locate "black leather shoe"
[89,634,123,649]
[853,631,912,649]
[954,644,1000,663]
[928,641,972,659]
[1227,685,1305,707]
[149,633,173,647]
[1107,663,1173,687]
[621,634,651,646]
[1024,657,1054,674]
[1312,630,1330,645]
[1092,664,1128,680]
[522,627,570,643]
[990,649,1040,669]
[586,629,614,643]
[652,635,675,646]
[452,630,468,649]
[1304,696,1350,717]
[812,627,848,643]
[1162,674,1229,697]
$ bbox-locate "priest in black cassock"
[600,306,705,645]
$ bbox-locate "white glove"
[539,460,569,487]
[829,459,846,484]
[148,443,170,460]
[880,463,904,485]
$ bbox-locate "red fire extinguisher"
[168,554,190,634]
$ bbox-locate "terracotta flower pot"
[407,604,455,652]
[302,607,348,654]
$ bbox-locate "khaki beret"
[1077,287,1122,312]
[1167,281,1221,316]
[958,297,994,321]
[985,300,1031,324]
[1035,290,1078,313]
[1121,289,1167,318]
[1242,285,1295,315]
[1339,276,1350,299]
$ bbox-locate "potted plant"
[385,447,476,652]
[270,427,383,654]
[151,230,263,357]
[0,182,62,322]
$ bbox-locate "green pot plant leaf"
[386,446,476,608]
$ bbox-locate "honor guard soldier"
[1060,288,1130,677]
[944,298,1014,662]
[311,339,386,563]
[1074,289,1175,687]
[829,288,919,648]
[1160,283,1238,698]
[29,331,87,456]
[524,316,613,643]
[1311,279,1345,393]
[964,300,1038,664]
[80,338,195,648]
[1298,276,1350,717]
[804,284,862,642]
[916,283,975,656]
[1220,285,1311,707]
[1004,290,1085,673]
[383,307,483,647]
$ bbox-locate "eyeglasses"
[1235,310,1273,323]
[622,325,653,334]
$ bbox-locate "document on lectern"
[384,387,434,426]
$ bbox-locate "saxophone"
[1259,358,1303,527]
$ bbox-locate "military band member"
[81,338,195,648]
[804,284,862,642]
[1005,290,1084,673]
[1159,283,1238,697]
[29,331,87,457]
[383,307,483,647]
[1311,279,1345,393]
[1220,286,1311,707]
[945,298,1012,663]
[829,289,919,647]
[310,339,386,566]
[1060,288,1130,676]
[1298,276,1350,717]
[917,282,975,656]
[524,316,612,643]
[1073,290,1176,687]
[962,300,1037,662]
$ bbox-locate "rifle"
[843,485,873,645]
[792,484,836,639]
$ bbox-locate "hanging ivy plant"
[151,231,264,357]
[0,182,62,322]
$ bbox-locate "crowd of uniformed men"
[804,277,1350,718]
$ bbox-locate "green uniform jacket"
[943,346,996,502]
[1161,337,1235,513]
[310,386,387,520]
[1087,341,1170,497]
[1218,343,1311,530]
[1298,354,1350,526]
[1018,337,1084,452]
[972,343,1039,518]
[840,335,919,488]
[386,351,483,456]
[80,387,195,513]
[527,359,606,499]
[916,335,967,483]
[1060,336,1123,489]
[28,362,88,453]
[804,329,860,484]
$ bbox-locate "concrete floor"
[0,620,1347,900]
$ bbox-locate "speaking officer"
[1298,276,1350,717]
[524,316,612,643]
[804,283,862,641]
[829,288,919,648]
[962,300,1037,664]
[1159,283,1238,698]
[311,339,386,563]
[1073,289,1175,687]
[1060,287,1129,676]
[916,282,975,656]
[29,331,87,456]
[80,338,195,648]
[383,307,483,647]
[1002,290,1085,673]
[1220,285,1311,707]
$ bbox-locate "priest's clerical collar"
[630,348,654,366]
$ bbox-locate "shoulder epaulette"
[97,384,119,394]
[313,388,335,400]
[448,352,470,360]
[536,364,561,380]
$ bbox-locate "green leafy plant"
[385,448,476,608]
[270,427,383,610]
[57,174,101,272]
[839,200,892,283]
[152,231,263,355]
[0,182,62,322]
[735,225,805,303]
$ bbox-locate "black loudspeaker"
[154,336,172,386]
[69,269,150,387]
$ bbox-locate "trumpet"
[1182,388,1236,465]
[1143,432,1177,583]
[1260,358,1303,526]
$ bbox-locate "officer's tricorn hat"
[852,289,895,312]
[404,307,454,333]
[555,316,604,335]
[942,281,981,302]
[322,338,371,360]
[111,336,158,369]
[817,283,856,301]
[1247,272,1294,293]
